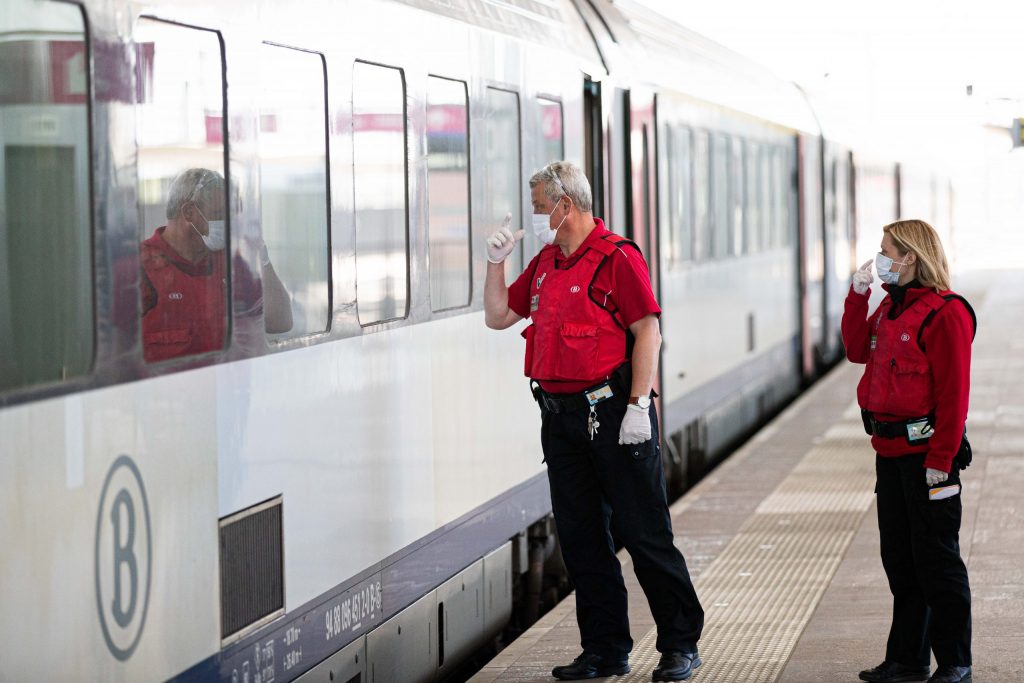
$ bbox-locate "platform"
[470,269,1024,683]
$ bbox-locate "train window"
[761,145,774,249]
[0,0,92,392]
[744,141,761,253]
[426,76,471,312]
[259,44,330,339]
[135,19,230,363]
[537,97,564,164]
[711,134,729,259]
[730,138,745,256]
[692,129,709,261]
[482,87,522,285]
[757,146,770,250]
[661,125,692,264]
[353,61,409,325]
[776,146,791,247]
[675,127,694,262]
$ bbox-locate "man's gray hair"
[166,168,225,219]
[529,161,592,213]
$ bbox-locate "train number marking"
[325,581,382,640]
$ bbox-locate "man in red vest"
[484,161,704,682]
[140,168,292,362]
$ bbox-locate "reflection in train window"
[537,97,564,164]
[744,141,761,253]
[135,19,229,363]
[711,134,729,259]
[426,76,471,311]
[0,0,92,392]
[692,129,709,262]
[730,138,745,256]
[482,87,522,285]
[259,44,330,339]
[353,61,409,325]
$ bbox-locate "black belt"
[531,380,615,414]
[861,410,934,441]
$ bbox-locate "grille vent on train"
[219,496,284,643]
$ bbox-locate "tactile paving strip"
[620,409,876,682]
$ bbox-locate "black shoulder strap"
[918,294,977,349]
[600,233,643,256]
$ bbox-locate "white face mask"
[191,205,226,251]
[875,252,907,285]
[531,198,569,245]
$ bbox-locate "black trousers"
[541,393,704,659]
[875,453,972,668]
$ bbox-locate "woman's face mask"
[190,205,226,252]
[532,197,569,245]
[875,252,908,285]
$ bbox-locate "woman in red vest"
[843,220,976,683]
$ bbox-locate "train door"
[626,87,659,298]
[624,87,665,437]
[796,133,824,380]
[583,77,605,219]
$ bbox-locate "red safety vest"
[857,290,957,417]
[140,233,227,362]
[521,235,635,383]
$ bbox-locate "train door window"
[692,129,709,261]
[760,144,773,250]
[711,134,729,259]
[537,97,564,164]
[0,0,92,392]
[532,96,563,266]
[353,61,409,325]
[259,44,330,339]
[135,19,228,363]
[482,87,522,285]
[426,76,471,312]
[744,140,761,253]
[730,138,745,256]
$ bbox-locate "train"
[0,0,954,680]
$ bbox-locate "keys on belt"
[532,380,615,440]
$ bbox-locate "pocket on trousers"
[623,437,658,461]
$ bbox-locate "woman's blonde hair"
[883,219,951,291]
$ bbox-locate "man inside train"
[483,160,705,682]
[139,167,292,362]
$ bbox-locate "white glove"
[925,467,949,486]
[486,213,524,264]
[852,259,873,295]
[618,404,652,445]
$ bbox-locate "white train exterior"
[0,0,954,680]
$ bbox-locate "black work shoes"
[551,652,630,680]
[927,665,972,682]
[859,660,931,682]
[652,650,702,682]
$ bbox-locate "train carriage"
[0,0,926,680]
